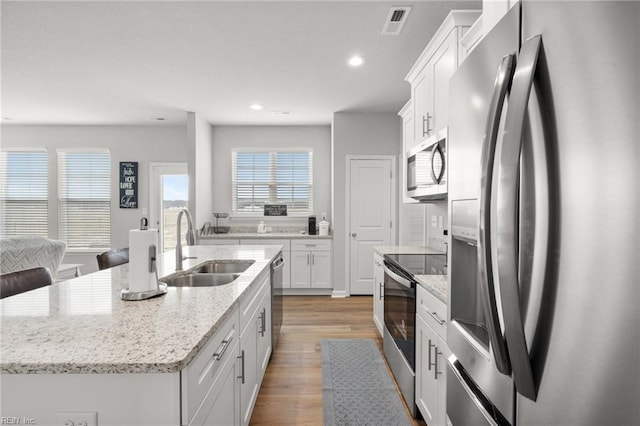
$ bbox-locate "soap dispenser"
[257,221,267,233]
[319,213,330,236]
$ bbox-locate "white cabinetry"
[404,10,480,150]
[182,307,240,426]
[372,253,384,336]
[415,284,450,426]
[238,270,272,426]
[290,239,332,288]
[240,239,291,289]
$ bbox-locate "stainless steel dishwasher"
[270,252,285,351]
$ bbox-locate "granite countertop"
[200,232,332,240]
[415,275,448,304]
[0,245,282,375]
[373,245,445,255]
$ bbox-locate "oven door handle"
[383,265,413,289]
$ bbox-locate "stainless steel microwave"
[407,127,448,201]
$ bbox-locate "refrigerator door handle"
[478,53,515,376]
[496,34,543,401]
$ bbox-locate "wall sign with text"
[119,161,138,209]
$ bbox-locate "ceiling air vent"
[381,6,411,35]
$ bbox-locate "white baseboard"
[331,290,347,298]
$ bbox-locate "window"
[58,149,111,249]
[0,149,49,238]
[232,150,313,214]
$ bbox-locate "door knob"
[351,233,357,238]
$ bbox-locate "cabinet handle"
[428,310,446,326]
[213,335,234,361]
[259,308,266,337]
[434,347,443,380]
[311,253,314,265]
[379,282,384,300]
[307,254,310,265]
[237,350,245,384]
[423,113,433,136]
[428,339,436,371]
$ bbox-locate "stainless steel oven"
[383,253,447,418]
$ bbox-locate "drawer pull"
[428,310,446,326]
[213,336,233,361]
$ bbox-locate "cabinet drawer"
[239,270,270,335]
[416,284,447,340]
[291,239,331,251]
[182,306,239,425]
[240,239,290,251]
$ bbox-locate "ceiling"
[1,0,481,126]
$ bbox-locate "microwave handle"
[430,142,445,184]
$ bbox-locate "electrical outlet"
[56,412,97,426]
[431,215,438,227]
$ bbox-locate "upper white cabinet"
[404,10,481,151]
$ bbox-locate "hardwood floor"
[250,295,426,426]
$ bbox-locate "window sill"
[229,213,312,220]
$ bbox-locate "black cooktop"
[384,253,447,276]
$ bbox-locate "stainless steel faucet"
[175,208,197,271]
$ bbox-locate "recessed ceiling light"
[271,110,291,116]
[347,55,365,67]
[250,104,263,111]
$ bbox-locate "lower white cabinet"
[184,271,272,426]
[415,284,449,426]
[239,271,272,426]
[290,239,332,288]
[188,338,241,426]
[372,253,384,336]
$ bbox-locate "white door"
[149,162,188,253]
[348,158,394,295]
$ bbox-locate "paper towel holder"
[120,244,168,301]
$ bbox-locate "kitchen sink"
[161,273,240,287]
[190,260,255,274]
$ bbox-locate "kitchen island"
[0,244,282,425]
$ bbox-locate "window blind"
[232,150,313,214]
[57,150,111,249]
[0,149,49,238]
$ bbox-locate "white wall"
[210,125,331,228]
[1,124,188,273]
[187,112,215,227]
[332,112,401,296]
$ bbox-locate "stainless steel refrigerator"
[446,1,639,425]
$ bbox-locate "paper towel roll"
[129,229,159,293]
